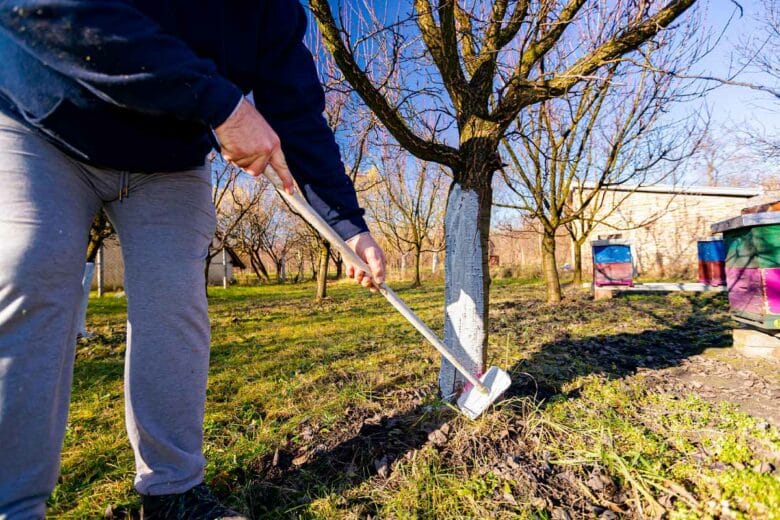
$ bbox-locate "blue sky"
[692,0,778,137]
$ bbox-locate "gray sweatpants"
[0,112,216,519]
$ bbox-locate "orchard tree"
[231,187,276,283]
[366,144,448,287]
[498,50,704,302]
[207,154,262,286]
[306,21,378,299]
[310,0,701,397]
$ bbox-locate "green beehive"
[724,225,780,269]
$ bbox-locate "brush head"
[456,366,512,420]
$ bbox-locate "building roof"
[579,182,761,198]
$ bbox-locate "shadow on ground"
[505,292,733,400]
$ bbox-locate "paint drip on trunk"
[439,184,485,400]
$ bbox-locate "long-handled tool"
[262,167,511,419]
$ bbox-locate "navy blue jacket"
[0,0,368,240]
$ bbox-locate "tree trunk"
[86,236,105,263]
[276,257,287,283]
[296,251,304,282]
[204,250,215,291]
[572,239,583,286]
[316,241,330,300]
[542,231,562,303]
[334,253,343,279]
[412,244,422,287]
[439,180,493,400]
[249,252,270,283]
[309,251,318,281]
[86,210,114,262]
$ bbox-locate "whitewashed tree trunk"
[400,252,407,281]
[77,262,95,338]
[96,246,104,297]
[221,248,229,289]
[431,251,438,274]
[439,184,486,400]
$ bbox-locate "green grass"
[50,278,780,518]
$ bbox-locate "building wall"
[581,190,759,278]
[207,253,236,285]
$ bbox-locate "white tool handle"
[263,168,488,394]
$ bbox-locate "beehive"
[591,239,633,287]
[712,209,780,329]
[697,237,726,286]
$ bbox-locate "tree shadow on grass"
[221,291,734,518]
[504,292,733,400]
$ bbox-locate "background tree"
[305,21,379,299]
[366,144,448,287]
[231,184,275,283]
[86,209,114,263]
[497,48,704,302]
[207,154,262,286]
[310,0,702,396]
[255,200,300,283]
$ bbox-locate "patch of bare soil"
[644,353,780,426]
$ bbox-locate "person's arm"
[0,0,242,127]
[250,0,370,243]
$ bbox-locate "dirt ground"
[650,349,780,426]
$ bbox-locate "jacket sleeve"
[252,0,369,241]
[0,0,243,127]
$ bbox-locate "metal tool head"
[456,366,512,420]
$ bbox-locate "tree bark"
[542,232,562,303]
[316,241,330,300]
[333,253,343,279]
[276,257,287,283]
[86,210,113,262]
[412,244,422,287]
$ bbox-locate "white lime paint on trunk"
[77,262,95,337]
[439,184,485,400]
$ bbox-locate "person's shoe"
[140,483,247,519]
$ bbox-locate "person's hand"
[214,98,295,194]
[345,233,386,293]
